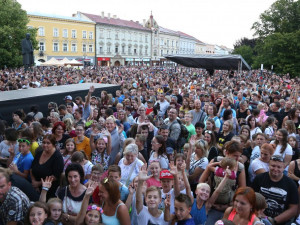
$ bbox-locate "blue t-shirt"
[190,200,206,225]
[14,152,34,177]
[120,184,129,202]
[178,217,196,225]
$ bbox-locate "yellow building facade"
[27,12,96,64]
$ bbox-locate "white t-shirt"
[250,127,262,140]
[137,205,168,225]
[249,158,269,182]
[83,160,93,177]
[118,158,144,186]
[250,146,261,165]
[271,142,293,158]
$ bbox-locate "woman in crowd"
[52,122,71,152]
[222,109,239,135]
[179,97,191,113]
[217,120,234,152]
[30,134,64,199]
[57,163,87,225]
[283,107,300,130]
[63,118,76,138]
[29,121,44,146]
[187,139,209,193]
[149,135,169,169]
[74,108,85,125]
[204,104,221,133]
[0,128,19,166]
[98,178,131,224]
[283,120,297,137]
[12,110,27,130]
[247,115,262,140]
[204,130,219,161]
[118,143,144,187]
[223,187,262,225]
[73,123,91,159]
[134,105,147,124]
[117,110,131,132]
[248,143,275,183]
[236,100,251,122]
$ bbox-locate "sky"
[17,0,277,49]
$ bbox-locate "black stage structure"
[164,54,251,71]
[0,83,120,124]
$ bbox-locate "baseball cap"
[147,99,154,103]
[159,170,174,179]
[64,95,72,101]
[166,147,174,154]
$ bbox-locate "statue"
[21,33,34,71]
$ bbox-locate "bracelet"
[42,187,49,191]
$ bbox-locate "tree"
[252,0,300,38]
[232,45,254,66]
[233,37,257,49]
[253,31,300,76]
[0,0,38,69]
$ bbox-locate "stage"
[0,83,120,124]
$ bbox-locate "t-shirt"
[185,123,196,141]
[188,154,208,184]
[74,136,92,159]
[149,152,169,169]
[271,142,293,159]
[14,152,34,176]
[178,218,196,225]
[137,205,168,225]
[190,200,206,225]
[248,158,269,183]
[146,177,162,188]
[252,172,299,219]
[250,146,261,165]
[0,141,19,158]
[118,158,144,186]
[189,110,207,126]
[217,132,234,148]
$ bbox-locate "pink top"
[228,209,256,225]
[146,177,162,188]
[215,167,236,179]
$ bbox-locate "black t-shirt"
[31,149,64,198]
[217,132,234,148]
[176,94,183,105]
[55,134,71,151]
[208,146,219,162]
[252,173,299,221]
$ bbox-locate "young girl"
[146,161,161,188]
[84,164,104,187]
[62,138,77,172]
[288,136,299,161]
[47,198,63,225]
[75,182,103,225]
[284,120,297,137]
[174,153,186,173]
[26,201,54,225]
[263,116,276,140]
[90,130,111,171]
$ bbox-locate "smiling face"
[65,142,75,154]
[67,171,81,188]
[145,190,161,209]
[96,139,106,152]
[149,162,161,177]
[269,160,285,180]
[260,147,272,163]
[85,210,101,225]
[29,207,48,225]
[174,200,191,221]
[233,194,252,216]
[196,184,210,201]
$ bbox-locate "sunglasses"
[205,130,213,134]
[270,155,284,162]
[17,138,31,145]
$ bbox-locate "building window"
[161,49,163,56]
[100,30,104,38]
[89,31,93,39]
[53,43,59,52]
[167,40,169,46]
[145,48,147,55]
[53,28,59,37]
[39,42,45,51]
[71,43,77,52]
[82,31,87,39]
[39,27,45,36]
[115,32,118,39]
[140,34,142,42]
[99,46,103,53]
[128,46,131,54]
[107,46,111,53]
[71,30,76,38]
[107,30,111,39]
[115,46,118,53]
[145,35,148,43]
[160,39,164,46]
[63,43,68,52]
[154,49,157,56]
[89,45,93,52]
[82,44,86,52]
[122,46,125,54]
[134,49,137,54]
[63,29,68,38]
[172,40,174,47]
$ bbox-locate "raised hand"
[169,162,177,176]
[89,85,95,93]
[41,176,54,189]
[8,144,15,155]
[180,161,187,171]
[9,163,18,172]
[224,166,232,178]
[86,181,97,196]
[164,194,171,208]
[138,164,152,181]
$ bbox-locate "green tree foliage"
[232,45,254,66]
[233,37,257,49]
[0,0,38,69]
[253,31,300,76]
[252,0,300,38]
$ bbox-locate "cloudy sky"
[17,0,277,48]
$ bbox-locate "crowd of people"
[0,65,300,225]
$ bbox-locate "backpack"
[170,119,189,150]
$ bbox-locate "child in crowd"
[90,131,111,171]
[210,157,237,204]
[71,151,93,182]
[84,164,104,187]
[255,192,272,225]
[288,135,299,160]
[165,193,195,225]
[92,165,129,204]
[61,138,76,171]
[47,198,63,225]
[174,153,187,172]
[136,165,169,225]
[135,134,148,163]
[76,182,103,225]
[146,160,161,188]
[26,201,54,225]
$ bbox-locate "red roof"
[81,12,151,32]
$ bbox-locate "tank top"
[228,209,256,225]
[102,203,124,225]
[293,160,300,186]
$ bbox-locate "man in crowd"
[190,99,207,125]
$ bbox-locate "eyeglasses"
[270,155,284,162]
[151,141,159,145]
[17,138,31,145]
[205,130,213,134]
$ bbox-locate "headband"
[87,205,103,214]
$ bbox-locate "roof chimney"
[101,11,104,18]
[113,15,117,19]
[108,13,110,19]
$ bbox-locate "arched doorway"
[114,60,120,66]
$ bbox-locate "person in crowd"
[52,121,71,152]
[61,138,77,171]
[25,201,54,225]
[190,99,207,125]
[73,123,91,159]
[0,127,19,166]
[204,104,221,133]
[223,187,262,225]
[149,135,169,169]
[252,155,299,225]
[12,110,27,130]
[30,134,64,199]
[217,120,234,151]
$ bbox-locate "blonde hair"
[196,183,211,192]
[194,139,208,157]
[123,143,139,156]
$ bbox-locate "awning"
[164,54,251,70]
